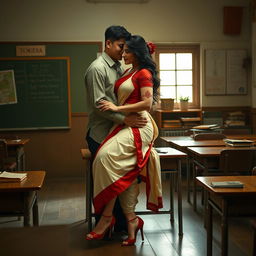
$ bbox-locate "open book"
[224,139,254,147]
[0,171,27,182]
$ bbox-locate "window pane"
[160,71,176,85]
[176,53,192,69]
[159,53,175,69]
[160,86,176,99]
[177,86,192,102]
[177,71,192,85]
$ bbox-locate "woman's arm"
[98,87,153,112]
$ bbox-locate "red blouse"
[115,68,153,105]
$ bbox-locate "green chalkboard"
[0,57,71,130]
[0,42,102,113]
[0,42,101,130]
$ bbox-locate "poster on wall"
[0,70,17,105]
[205,49,226,95]
[205,49,248,95]
[226,50,247,94]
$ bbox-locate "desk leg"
[186,156,191,203]
[203,190,208,228]
[85,161,90,224]
[192,161,197,211]
[170,172,174,222]
[202,159,210,227]
[221,201,228,256]
[23,192,31,227]
[21,150,25,171]
[87,160,93,232]
[33,194,39,226]
[16,147,25,171]
[207,197,213,256]
[177,159,183,236]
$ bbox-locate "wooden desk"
[187,146,256,171]
[139,147,186,236]
[226,134,256,140]
[6,139,30,171]
[161,135,256,203]
[161,137,228,203]
[161,135,256,148]
[156,147,187,236]
[187,146,256,210]
[187,146,229,157]
[196,176,256,256]
[0,170,45,226]
[161,135,256,151]
[161,137,226,150]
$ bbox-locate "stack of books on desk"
[224,139,254,147]
[190,124,222,136]
[0,171,27,182]
[192,124,220,130]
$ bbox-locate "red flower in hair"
[147,42,156,55]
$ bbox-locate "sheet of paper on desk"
[0,171,27,182]
[155,148,168,153]
[211,181,244,188]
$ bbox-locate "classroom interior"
[1,0,256,255]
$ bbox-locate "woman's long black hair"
[125,35,160,102]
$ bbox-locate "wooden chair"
[0,139,16,172]
[81,147,179,232]
[193,133,226,141]
[219,149,256,175]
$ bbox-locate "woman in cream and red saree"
[86,35,163,246]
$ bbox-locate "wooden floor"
[0,176,254,256]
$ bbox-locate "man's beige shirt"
[85,52,124,143]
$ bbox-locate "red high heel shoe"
[86,215,116,240]
[122,216,144,246]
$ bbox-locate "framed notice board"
[205,49,248,95]
[0,57,71,130]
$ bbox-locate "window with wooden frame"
[155,44,200,109]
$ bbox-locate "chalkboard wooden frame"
[0,56,71,130]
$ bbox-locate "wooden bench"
[80,149,94,230]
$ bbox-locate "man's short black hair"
[105,25,131,42]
